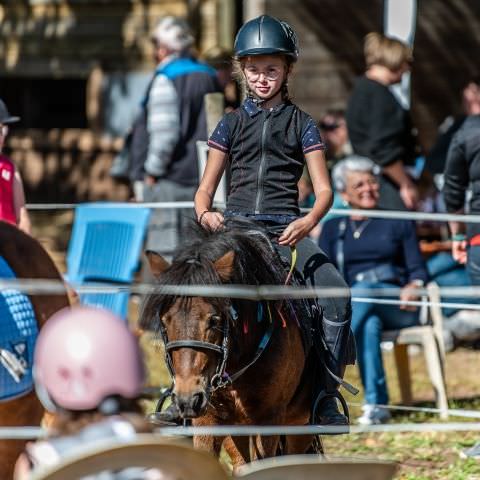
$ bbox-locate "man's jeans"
[351,281,419,405]
[143,179,196,260]
[468,245,480,286]
[427,252,472,316]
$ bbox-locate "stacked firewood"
[7,130,130,203]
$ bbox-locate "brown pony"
[0,221,70,479]
[141,219,321,467]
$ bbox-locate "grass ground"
[31,211,480,479]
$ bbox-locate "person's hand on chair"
[399,281,423,311]
[452,239,468,264]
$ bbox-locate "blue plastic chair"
[66,203,151,320]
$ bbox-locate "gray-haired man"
[130,16,220,257]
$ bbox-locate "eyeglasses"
[244,66,283,82]
[0,125,8,137]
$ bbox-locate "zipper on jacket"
[255,112,270,214]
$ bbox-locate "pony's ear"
[145,250,170,278]
[214,251,235,282]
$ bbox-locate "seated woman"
[319,156,428,425]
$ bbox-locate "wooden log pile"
[6,129,131,204]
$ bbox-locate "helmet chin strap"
[34,380,59,413]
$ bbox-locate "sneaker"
[357,404,391,425]
[460,442,480,459]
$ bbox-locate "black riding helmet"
[234,15,299,61]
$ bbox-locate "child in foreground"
[14,306,160,480]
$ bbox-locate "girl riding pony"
[195,15,355,426]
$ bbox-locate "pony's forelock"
[140,218,286,332]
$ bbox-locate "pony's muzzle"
[172,390,208,418]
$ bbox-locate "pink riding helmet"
[34,306,145,411]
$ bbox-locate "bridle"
[155,307,232,392]
[155,301,275,393]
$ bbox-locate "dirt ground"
[31,211,480,479]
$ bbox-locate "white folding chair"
[381,282,448,418]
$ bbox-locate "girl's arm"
[305,149,334,223]
[194,147,228,230]
[13,170,31,235]
[278,150,333,246]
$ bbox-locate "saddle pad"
[0,255,37,401]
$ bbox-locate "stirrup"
[312,389,350,434]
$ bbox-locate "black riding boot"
[314,317,357,426]
[315,366,349,425]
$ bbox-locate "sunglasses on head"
[319,121,340,131]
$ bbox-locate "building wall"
[0,0,188,77]
[0,0,223,202]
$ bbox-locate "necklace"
[350,218,372,239]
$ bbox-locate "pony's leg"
[192,415,224,456]
[255,433,280,460]
[193,434,224,455]
[283,434,319,454]
[226,415,284,466]
[0,392,44,480]
[223,435,251,468]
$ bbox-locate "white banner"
[384,0,418,108]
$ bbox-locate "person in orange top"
[0,99,31,234]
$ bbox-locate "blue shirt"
[319,216,428,287]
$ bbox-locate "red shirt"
[0,155,17,225]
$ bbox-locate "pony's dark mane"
[140,218,287,331]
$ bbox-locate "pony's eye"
[208,315,221,329]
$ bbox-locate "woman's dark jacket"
[346,76,417,211]
[443,115,480,239]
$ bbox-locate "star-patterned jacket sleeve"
[207,117,231,153]
[301,116,326,154]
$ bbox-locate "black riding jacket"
[209,100,320,216]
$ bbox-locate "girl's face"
[243,55,288,101]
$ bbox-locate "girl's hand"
[452,239,468,264]
[278,217,316,246]
[199,211,224,230]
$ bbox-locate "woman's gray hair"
[332,155,379,192]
